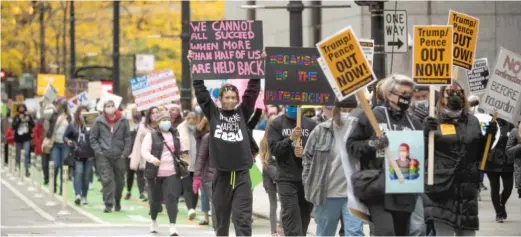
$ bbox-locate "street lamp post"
[181,0,191,111]
[113,0,120,95]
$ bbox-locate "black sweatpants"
[368,204,411,236]
[212,170,252,236]
[126,159,145,195]
[181,172,199,210]
[278,181,313,236]
[487,171,514,216]
[148,175,182,223]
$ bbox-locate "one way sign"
[384,10,408,53]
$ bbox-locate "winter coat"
[63,124,95,159]
[194,133,215,182]
[483,122,515,173]
[12,113,34,143]
[129,122,149,170]
[423,113,486,231]
[89,114,132,160]
[346,105,422,213]
[506,128,521,190]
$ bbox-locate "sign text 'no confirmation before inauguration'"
[448,10,479,70]
[190,20,264,80]
[264,47,335,106]
[384,10,408,54]
[316,26,377,101]
[412,25,453,85]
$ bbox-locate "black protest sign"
[466,58,489,94]
[190,20,264,80]
[264,47,335,106]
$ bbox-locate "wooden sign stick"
[480,110,497,170]
[295,105,303,157]
[427,86,436,185]
[356,90,405,183]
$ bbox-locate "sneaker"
[198,219,209,225]
[74,195,81,205]
[496,216,504,223]
[124,192,131,200]
[150,221,158,233]
[115,200,121,212]
[89,182,93,190]
[104,207,112,213]
[188,209,196,220]
[169,225,178,236]
[81,197,88,205]
[179,196,185,202]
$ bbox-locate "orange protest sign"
[448,10,479,70]
[316,26,376,101]
[412,25,453,85]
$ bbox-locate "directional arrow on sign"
[387,38,404,49]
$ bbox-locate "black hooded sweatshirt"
[268,114,317,181]
[193,79,260,172]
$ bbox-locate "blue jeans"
[200,185,210,212]
[15,141,31,168]
[409,196,426,236]
[314,197,364,236]
[74,159,93,197]
[51,143,68,194]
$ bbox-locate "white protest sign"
[43,83,58,103]
[466,58,490,94]
[481,47,521,123]
[360,39,375,66]
[67,91,89,113]
[474,113,500,149]
[130,69,180,111]
[96,91,123,112]
[135,54,155,73]
[87,81,102,100]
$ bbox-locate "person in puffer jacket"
[193,132,215,230]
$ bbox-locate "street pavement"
[2,166,521,236]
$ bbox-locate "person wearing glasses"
[187,50,262,236]
[423,81,498,236]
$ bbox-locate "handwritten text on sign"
[316,26,376,100]
[480,47,521,123]
[190,20,264,80]
[466,58,489,94]
[448,10,479,70]
[130,69,180,111]
[264,47,334,106]
[412,25,453,85]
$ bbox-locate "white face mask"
[415,100,428,108]
[340,112,350,120]
[105,107,116,115]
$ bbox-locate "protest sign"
[96,91,123,112]
[474,113,501,149]
[66,79,89,98]
[82,112,99,128]
[43,83,58,103]
[480,47,521,123]
[316,26,377,101]
[412,25,453,85]
[87,81,102,99]
[385,131,425,194]
[67,91,89,113]
[466,58,489,94]
[37,74,66,96]
[264,47,334,106]
[360,39,375,66]
[24,98,41,112]
[227,79,266,109]
[190,20,264,80]
[130,69,180,111]
[448,10,479,70]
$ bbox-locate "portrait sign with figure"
[385,131,425,193]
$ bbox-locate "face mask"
[285,106,297,119]
[446,95,463,110]
[442,107,462,118]
[415,100,428,108]
[105,107,116,115]
[340,112,349,120]
[195,106,202,114]
[188,124,196,131]
[159,120,172,131]
[396,94,412,111]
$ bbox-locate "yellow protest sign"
[37,74,66,96]
[448,10,479,70]
[316,26,376,100]
[412,25,453,85]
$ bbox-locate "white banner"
[135,54,155,73]
[130,69,180,111]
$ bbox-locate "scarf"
[104,110,122,125]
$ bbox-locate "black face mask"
[395,94,412,111]
[446,95,463,110]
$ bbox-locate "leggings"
[487,172,514,216]
[126,159,145,194]
[148,175,182,223]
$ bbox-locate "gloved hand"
[368,135,389,150]
[424,116,439,134]
[192,176,201,194]
[485,121,498,136]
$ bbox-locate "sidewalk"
[251,180,521,236]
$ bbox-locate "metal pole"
[370,2,385,80]
[17,149,25,185]
[247,0,256,20]
[39,2,46,73]
[28,152,36,192]
[310,0,322,45]
[70,0,76,78]
[180,0,191,110]
[8,146,15,180]
[46,160,57,206]
[132,54,137,79]
[34,155,43,198]
[57,165,70,215]
[287,0,304,47]
[113,0,121,95]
